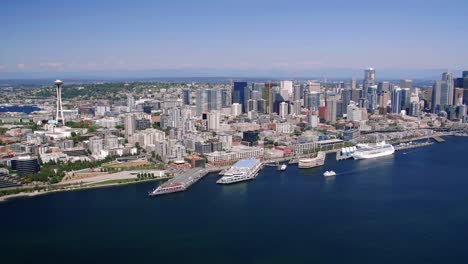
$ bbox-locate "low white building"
[204,146,264,164]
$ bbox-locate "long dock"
[432,136,445,143]
[394,141,433,151]
[149,167,223,196]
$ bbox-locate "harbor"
[148,134,452,197]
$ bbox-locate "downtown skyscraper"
[232,81,249,113]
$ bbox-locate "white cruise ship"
[352,141,395,160]
[217,158,263,184]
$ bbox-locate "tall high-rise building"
[166,107,182,129]
[127,93,135,112]
[351,89,361,103]
[336,100,344,117]
[363,68,376,97]
[220,88,231,108]
[464,77,468,105]
[182,89,190,105]
[367,85,378,112]
[290,100,302,116]
[440,82,450,106]
[266,82,274,114]
[232,82,249,113]
[326,93,339,123]
[256,99,266,114]
[401,88,411,113]
[454,88,464,105]
[247,99,256,112]
[432,81,446,113]
[280,80,293,99]
[410,101,421,117]
[208,111,220,131]
[293,84,301,101]
[124,113,136,139]
[377,81,391,112]
[392,88,402,114]
[442,72,454,105]
[341,89,352,114]
[196,89,208,116]
[206,89,221,111]
[304,92,320,113]
[351,78,357,90]
[279,102,288,119]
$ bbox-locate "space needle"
[54,79,65,125]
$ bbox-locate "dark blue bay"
[1,137,468,264]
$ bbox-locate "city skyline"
[1,0,468,79]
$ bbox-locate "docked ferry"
[352,141,395,160]
[217,158,263,184]
[149,182,185,196]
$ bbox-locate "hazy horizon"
[1,0,467,79]
[0,67,466,81]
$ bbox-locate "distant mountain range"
[0,68,466,83]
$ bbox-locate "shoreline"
[0,177,171,203]
[2,134,466,203]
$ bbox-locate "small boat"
[323,170,336,177]
[279,164,287,171]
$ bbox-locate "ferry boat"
[217,158,263,184]
[149,182,184,196]
[352,141,395,160]
[323,170,336,177]
[298,152,325,169]
[279,164,287,171]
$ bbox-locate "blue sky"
[1,0,467,78]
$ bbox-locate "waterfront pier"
[432,136,445,143]
[149,167,223,196]
[394,141,434,151]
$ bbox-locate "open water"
[1,137,468,264]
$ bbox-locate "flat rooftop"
[233,158,259,169]
[171,167,205,185]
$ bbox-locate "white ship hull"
[352,144,395,160]
[217,159,263,185]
